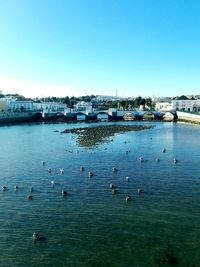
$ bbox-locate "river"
[0,121,200,267]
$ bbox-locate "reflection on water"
[0,121,200,266]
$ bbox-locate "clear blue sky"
[0,0,200,98]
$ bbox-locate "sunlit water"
[0,121,200,267]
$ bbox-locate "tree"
[146,97,155,110]
[140,98,146,106]
[135,96,143,107]
[120,100,126,110]
[63,96,70,105]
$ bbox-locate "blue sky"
[0,0,200,98]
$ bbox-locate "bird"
[162,148,166,153]
[42,161,45,166]
[80,166,84,172]
[61,190,67,196]
[32,232,39,241]
[48,168,52,173]
[173,158,178,164]
[139,157,144,163]
[112,167,117,172]
[88,171,93,177]
[155,158,160,162]
[2,186,8,191]
[125,176,129,182]
[14,185,19,190]
[125,196,131,202]
[27,195,33,200]
[60,169,64,175]
[109,183,115,189]
[51,180,55,187]
[112,188,117,195]
[138,188,144,194]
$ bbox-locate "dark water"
[0,121,200,267]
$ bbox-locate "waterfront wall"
[177,111,200,123]
[0,112,41,123]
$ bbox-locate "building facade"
[0,98,7,112]
[171,96,200,112]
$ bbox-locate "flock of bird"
[1,146,178,199]
[1,146,178,241]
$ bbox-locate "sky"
[0,0,200,98]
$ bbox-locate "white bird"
[60,169,64,175]
[125,196,131,202]
[33,232,39,240]
[80,166,84,172]
[61,190,67,196]
[88,171,93,177]
[2,186,8,191]
[109,183,115,189]
[139,157,144,162]
[138,188,144,194]
[125,176,129,181]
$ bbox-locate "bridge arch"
[123,112,135,121]
[96,112,109,122]
[154,111,164,120]
[163,111,176,121]
[76,112,86,121]
[143,111,155,120]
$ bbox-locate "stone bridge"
[115,110,178,121]
[41,109,178,121]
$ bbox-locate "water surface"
[0,121,200,267]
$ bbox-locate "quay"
[176,111,200,123]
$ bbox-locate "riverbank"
[177,111,200,124]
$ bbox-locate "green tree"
[134,96,142,107]
[120,100,126,110]
[63,96,70,105]
[146,97,155,110]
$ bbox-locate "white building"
[75,101,92,112]
[0,97,68,113]
[0,98,7,112]
[34,102,67,112]
[171,96,199,112]
[9,100,34,112]
[155,102,172,111]
[0,96,34,112]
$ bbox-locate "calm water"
[0,121,200,267]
